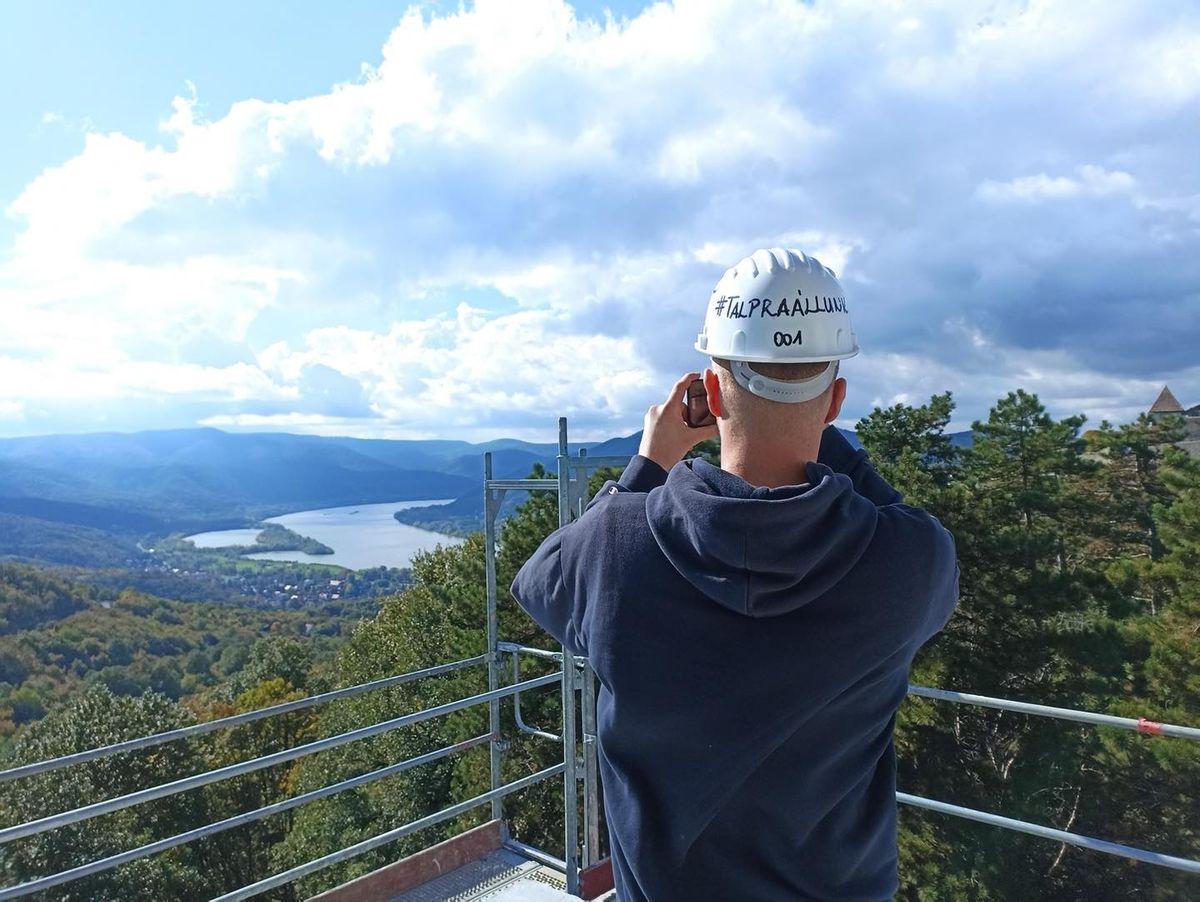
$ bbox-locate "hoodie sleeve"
[912,509,960,645]
[619,454,670,491]
[512,455,668,656]
[879,501,960,647]
[818,426,903,507]
[583,454,669,513]
[918,517,960,645]
[511,527,586,657]
[924,557,961,645]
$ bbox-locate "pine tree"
[1150,447,1200,717]
[1090,446,1200,900]
[1085,414,1183,617]
[855,391,958,503]
[896,391,1136,899]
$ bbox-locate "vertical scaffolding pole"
[483,452,503,820]
[575,450,601,868]
[582,660,600,867]
[557,418,580,895]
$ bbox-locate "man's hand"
[637,372,720,471]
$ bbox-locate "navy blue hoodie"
[511,426,958,901]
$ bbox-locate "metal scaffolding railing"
[907,683,1200,741]
[0,662,565,900]
[903,685,1200,875]
[0,669,563,846]
[2,734,493,897]
[1,416,1197,900]
[897,793,1200,874]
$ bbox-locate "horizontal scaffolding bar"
[0,671,562,845]
[497,641,563,663]
[898,793,1200,874]
[566,456,629,469]
[0,735,492,900]
[213,762,568,901]
[0,655,488,783]
[909,685,1200,741]
[486,479,558,491]
[503,838,567,874]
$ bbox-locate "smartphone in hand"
[683,377,716,428]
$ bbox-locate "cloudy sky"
[2,0,1197,441]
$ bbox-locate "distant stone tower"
[1148,386,1200,456]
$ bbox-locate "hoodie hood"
[645,458,877,617]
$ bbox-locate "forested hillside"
[0,564,350,753]
[1,393,1196,900]
[0,514,143,568]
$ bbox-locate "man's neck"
[719,433,822,489]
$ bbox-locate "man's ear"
[703,367,722,418]
[824,377,846,424]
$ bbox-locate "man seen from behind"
[512,248,960,901]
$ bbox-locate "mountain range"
[0,427,644,537]
[0,425,967,550]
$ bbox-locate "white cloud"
[840,344,1187,436]
[255,303,655,439]
[2,0,1198,439]
[0,357,286,402]
[976,165,1137,203]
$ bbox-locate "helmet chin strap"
[728,360,838,404]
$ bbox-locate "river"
[184,499,461,570]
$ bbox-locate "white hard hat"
[695,247,859,403]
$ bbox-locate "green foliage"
[0,686,211,901]
[0,567,346,752]
[392,503,485,537]
[1084,415,1183,619]
[855,391,958,500]
[0,563,93,633]
[392,485,536,537]
[1150,448,1200,711]
[686,437,721,465]
[228,637,318,695]
[1109,446,1200,900]
[904,391,1119,898]
[7,687,45,724]
[865,390,1198,900]
[191,678,320,896]
[273,536,498,894]
[175,523,333,557]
